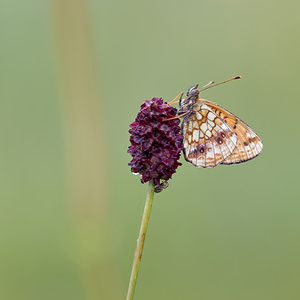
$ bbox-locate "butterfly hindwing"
[201,99,263,164]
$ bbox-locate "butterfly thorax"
[178,85,200,115]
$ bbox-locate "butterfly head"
[178,85,200,113]
[186,84,200,97]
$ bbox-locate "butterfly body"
[179,84,263,168]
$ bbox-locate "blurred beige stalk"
[52,1,120,299]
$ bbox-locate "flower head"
[128,98,183,192]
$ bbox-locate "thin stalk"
[126,181,155,300]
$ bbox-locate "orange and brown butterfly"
[167,76,263,167]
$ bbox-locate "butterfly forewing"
[182,104,238,167]
[201,99,263,165]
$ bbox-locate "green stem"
[126,181,155,300]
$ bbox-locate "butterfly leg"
[168,92,183,105]
[163,110,190,121]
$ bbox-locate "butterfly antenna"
[200,76,241,92]
[199,81,214,91]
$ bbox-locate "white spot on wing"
[201,104,210,110]
[220,123,229,131]
[183,140,188,149]
[196,112,202,120]
[193,130,199,142]
[207,112,215,121]
[193,121,199,129]
[200,123,208,132]
[208,120,215,127]
[206,130,212,138]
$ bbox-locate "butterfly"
[169,76,263,167]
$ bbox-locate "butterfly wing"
[182,103,238,167]
[201,99,263,164]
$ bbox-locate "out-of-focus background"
[1,0,300,299]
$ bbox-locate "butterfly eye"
[190,90,199,96]
[187,84,199,96]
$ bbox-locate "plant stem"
[126,181,155,300]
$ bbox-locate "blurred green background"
[1,0,300,299]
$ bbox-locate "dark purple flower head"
[128,98,183,192]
